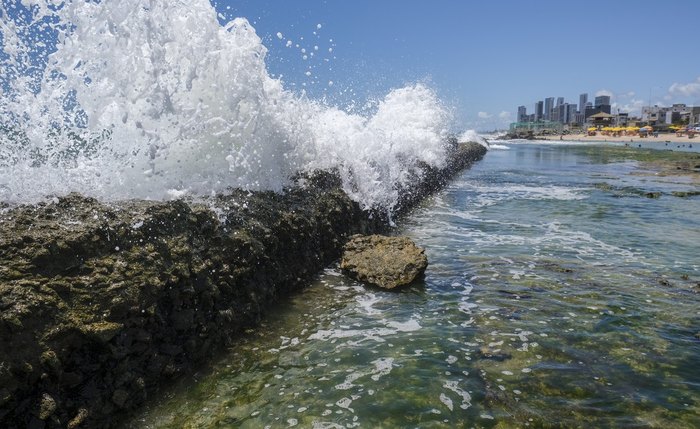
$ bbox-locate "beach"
[536,132,698,145]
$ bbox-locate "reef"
[0,142,486,428]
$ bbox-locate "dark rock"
[111,389,129,408]
[40,351,61,375]
[658,278,672,287]
[671,190,700,198]
[340,234,428,289]
[0,142,487,428]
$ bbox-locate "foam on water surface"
[122,142,700,428]
[0,0,451,211]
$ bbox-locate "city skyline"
[8,1,692,131]
[515,91,700,130]
[215,0,700,131]
[514,88,696,123]
[516,92,614,125]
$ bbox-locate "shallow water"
[127,143,700,428]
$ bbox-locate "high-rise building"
[595,95,611,107]
[556,97,564,107]
[566,103,578,124]
[517,105,527,122]
[535,101,544,121]
[585,98,611,120]
[553,103,579,124]
[544,97,554,121]
[579,93,588,113]
[551,106,560,123]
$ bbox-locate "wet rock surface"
[0,142,486,428]
[340,235,428,289]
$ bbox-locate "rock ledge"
[0,142,486,428]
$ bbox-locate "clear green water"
[126,143,700,428]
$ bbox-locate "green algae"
[462,254,700,428]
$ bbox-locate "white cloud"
[498,111,511,119]
[595,89,613,97]
[612,98,645,115]
[668,76,700,97]
[477,111,492,119]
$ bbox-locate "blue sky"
[213,0,700,131]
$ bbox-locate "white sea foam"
[335,357,395,390]
[470,184,587,208]
[309,315,421,343]
[0,1,451,211]
[385,318,422,332]
[443,380,472,409]
[355,293,382,316]
[458,130,488,148]
[439,393,453,411]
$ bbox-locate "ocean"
[127,142,700,428]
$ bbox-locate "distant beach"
[536,132,697,145]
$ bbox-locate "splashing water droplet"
[0,0,452,213]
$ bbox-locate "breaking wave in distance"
[0,0,451,210]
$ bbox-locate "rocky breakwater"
[0,142,486,428]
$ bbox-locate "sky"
[211,0,700,131]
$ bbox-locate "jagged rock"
[340,234,428,289]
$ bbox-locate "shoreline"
[496,134,700,183]
[533,133,697,145]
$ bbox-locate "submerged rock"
[671,190,700,198]
[340,234,428,289]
